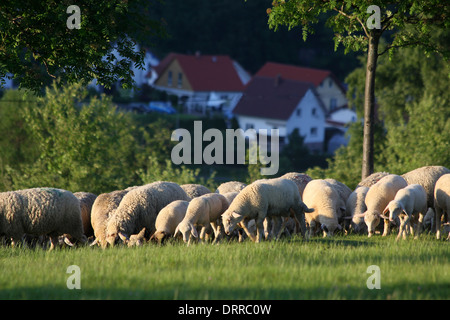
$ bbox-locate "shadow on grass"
[1,281,448,300]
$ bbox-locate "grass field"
[0,234,448,300]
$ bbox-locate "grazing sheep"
[0,188,86,250]
[402,166,450,209]
[302,180,346,237]
[150,200,190,244]
[90,188,135,248]
[346,186,370,234]
[215,181,247,194]
[357,172,391,188]
[74,192,97,237]
[359,174,408,237]
[279,172,312,197]
[105,181,190,246]
[222,178,313,243]
[174,193,229,245]
[180,184,211,199]
[382,184,427,240]
[434,174,450,240]
[324,179,352,224]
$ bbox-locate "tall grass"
[0,234,448,300]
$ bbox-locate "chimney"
[274,74,281,87]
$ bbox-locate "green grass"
[0,234,448,300]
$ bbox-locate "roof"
[154,52,245,92]
[233,76,315,120]
[256,62,346,93]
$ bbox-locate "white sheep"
[278,172,312,197]
[357,172,391,188]
[434,173,450,240]
[105,181,190,246]
[358,174,408,237]
[0,188,86,250]
[150,200,190,243]
[215,181,247,194]
[174,193,229,245]
[90,188,135,248]
[402,166,450,210]
[180,184,211,199]
[302,179,346,237]
[221,178,313,243]
[345,186,369,234]
[382,184,427,240]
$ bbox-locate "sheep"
[215,181,247,194]
[401,166,450,210]
[358,174,408,237]
[357,172,391,188]
[382,184,427,240]
[345,186,370,234]
[180,184,211,199]
[221,178,313,243]
[0,188,86,250]
[434,174,450,240]
[302,180,346,237]
[150,200,190,244]
[278,172,312,197]
[324,179,352,226]
[74,192,97,238]
[105,181,190,246]
[174,193,229,245]
[90,188,135,248]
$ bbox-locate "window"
[330,98,337,110]
[167,71,173,86]
[310,127,318,137]
[177,73,183,88]
[329,79,333,87]
[312,108,317,116]
[296,108,301,117]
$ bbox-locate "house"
[151,52,250,116]
[255,62,348,113]
[232,75,327,152]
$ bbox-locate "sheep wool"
[180,184,212,199]
[434,173,450,240]
[74,192,97,237]
[215,181,247,194]
[151,200,190,243]
[362,174,408,237]
[105,181,190,246]
[402,166,450,208]
[346,186,369,234]
[383,184,427,240]
[0,188,85,250]
[222,178,312,243]
[302,179,345,237]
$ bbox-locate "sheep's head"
[363,210,388,237]
[383,200,404,222]
[105,218,129,247]
[174,222,198,243]
[126,228,146,247]
[222,211,244,235]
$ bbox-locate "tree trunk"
[362,32,380,180]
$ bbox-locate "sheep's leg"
[382,217,390,237]
[241,220,256,242]
[435,206,442,240]
[263,217,272,240]
[255,216,265,243]
[414,213,424,239]
[290,208,307,239]
[49,236,59,251]
[275,217,288,240]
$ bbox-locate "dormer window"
[168,71,173,86]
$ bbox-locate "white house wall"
[316,76,347,112]
[286,89,325,146]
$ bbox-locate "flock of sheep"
[0,166,449,250]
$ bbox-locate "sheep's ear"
[378,212,389,220]
[118,232,129,242]
[89,238,98,247]
[190,224,198,238]
[64,236,74,247]
[382,205,389,215]
[137,227,146,238]
[353,213,365,218]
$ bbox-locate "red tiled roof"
[155,53,245,92]
[256,62,345,93]
[233,76,314,120]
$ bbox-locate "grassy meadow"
[0,234,448,300]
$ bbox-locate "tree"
[267,0,449,179]
[0,0,165,93]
